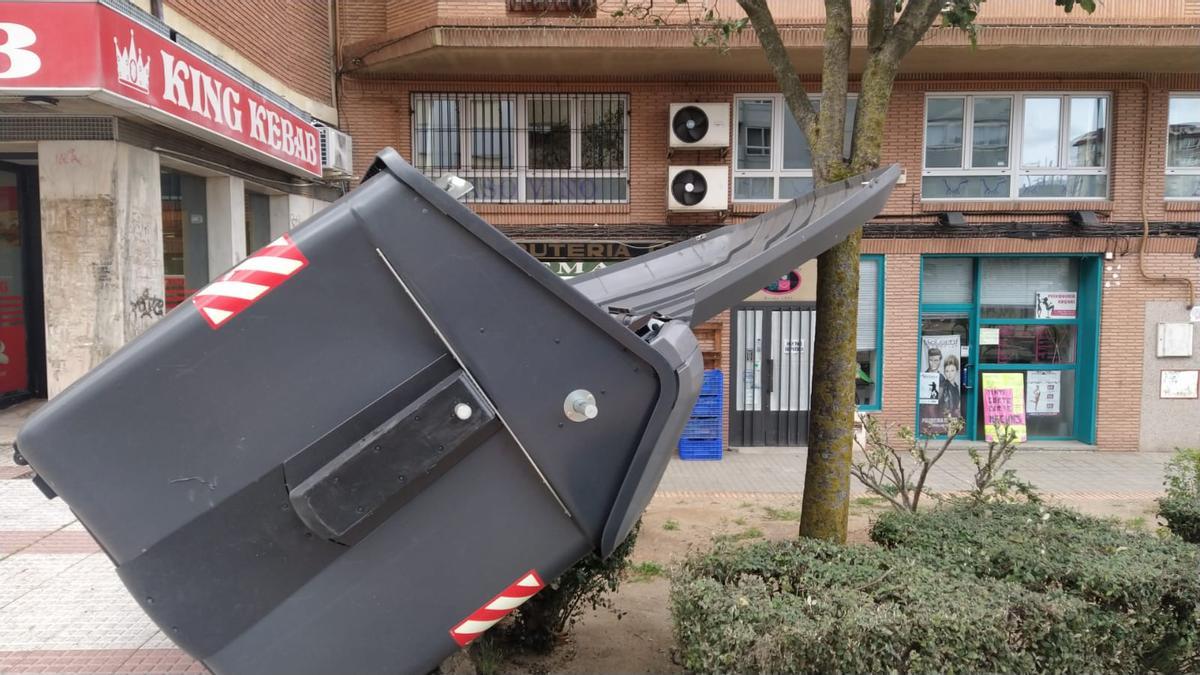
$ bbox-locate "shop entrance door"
[731,306,815,446]
[0,160,45,403]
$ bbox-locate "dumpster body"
[15,149,898,674]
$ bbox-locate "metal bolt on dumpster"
[14,149,898,674]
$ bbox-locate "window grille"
[412,93,629,203]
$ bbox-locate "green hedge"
[1160,448,1200,544]
[871,503,1200,671]
[671,538,1134,674]
[1160,495,1200,544]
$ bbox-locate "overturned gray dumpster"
[14,149,898,675]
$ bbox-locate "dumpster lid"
[568,165,900,326]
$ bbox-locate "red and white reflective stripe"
[192,234,308,329]
[449,570,545,647]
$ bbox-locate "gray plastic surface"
[569,165,900,325]
[14,149,897,675]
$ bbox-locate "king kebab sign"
[0,1,322,178]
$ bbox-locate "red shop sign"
[0,1,322,178]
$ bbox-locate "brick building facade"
[0,0,1195,452]
[335,0,1200,452]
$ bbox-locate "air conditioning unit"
[668,166,728,211]
[669,103,730,149]
[318,125,354,178]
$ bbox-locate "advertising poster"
[919,335,963,435]
[982,372,1028,442]
[1026,370,1061,416]
[1034,291,1077,319]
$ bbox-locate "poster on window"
[1034,291,1077,319]
[982,372,1028,442]
[919,335,963,435]
[1026,370,1061,416]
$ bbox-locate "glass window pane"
[581,97,625,170]
[528,98,571,170]
[244,191,271,253]
[1166,174,1200,199]
[1018,174,1106,199]
[1021,97,1061,168]
[734,176,773,200]
[779,177,814,198]
[737,99,773,170]
[470,99,514,170]
[919,315,970,436]
[1027,369,1075,437]
[856,257,881,408]
[979,325,1077,364]
[414,98,459,171]
[978,370,1075,439]
[1167,97,1200,168]
[922,175,1010,199]
[1067,97,1107,167]
[921,257,973,305]
[461,175,519,202]
[979,257,1078,318]
[782,105,812,169]
[525,177,627,202]
[925,98,965,168]
[971,97,1011,168]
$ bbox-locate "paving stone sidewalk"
[0,398,1174,673]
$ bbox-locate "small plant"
[732,516,746,526]
[1124,515,1148,531]
[1158,447,1200,543]
[762,506,801,521]
[714,526,763,543]
[966,424,1039,504]
[498,520,640,653]
[738,501,753,509]
[662,518,680,531]
[849,415,962,512]
[628,561,666,582]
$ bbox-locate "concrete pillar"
[268,193,328,239]
[205,175,246,277]
[38,141,165,397]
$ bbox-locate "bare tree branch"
[735,0,819,147]
[881,0,945,61]
[814,0,853,180]
[866,0,893,53]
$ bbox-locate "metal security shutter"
[980,257,1076,307]
[856,257,879,351]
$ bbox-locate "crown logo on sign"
[113,31,151,94]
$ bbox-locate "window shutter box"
[506,0,597,13]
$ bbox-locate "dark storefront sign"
[516,241,666,261]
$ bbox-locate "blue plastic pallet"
[690,396,723,417]
[683,417,721,439]
[679,437,722,460]
[700,369,724,396]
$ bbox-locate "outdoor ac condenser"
[15,149,898,675]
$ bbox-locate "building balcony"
[339,0,1200,79]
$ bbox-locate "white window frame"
[922,92,1111,201]
[1166,92,1200,201]
[410,93,630,204]
[732,93,855,202]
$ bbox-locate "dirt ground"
[444,493,1161,674]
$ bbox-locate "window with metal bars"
[506,0,596,13]
[411,93,629,203]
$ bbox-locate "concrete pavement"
[0,398,1174,673]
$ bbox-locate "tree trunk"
[798,228,861,541]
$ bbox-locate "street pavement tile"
[0,553,157,651]
[0,553,91,607]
